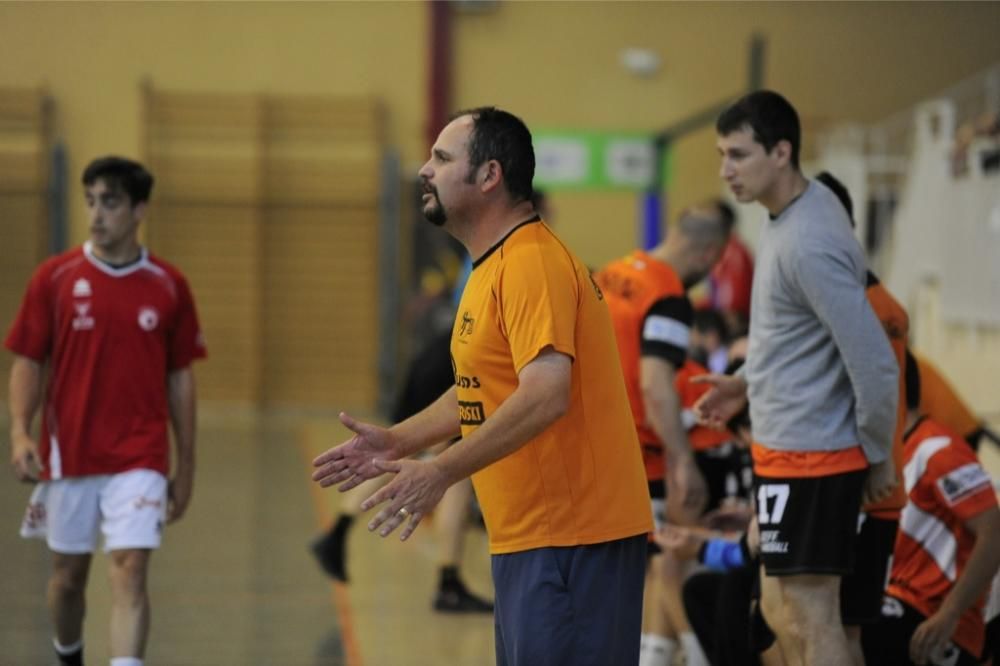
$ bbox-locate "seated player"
[864,352,1000,665]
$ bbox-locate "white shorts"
[20,469,168,554]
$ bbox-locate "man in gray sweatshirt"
[695,90,898,666]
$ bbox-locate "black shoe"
[310,532,347,583]
[433,581,494,613]
[55,647,83,666]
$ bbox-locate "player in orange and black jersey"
[595,203,731,666]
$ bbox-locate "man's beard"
[423,194,447,226]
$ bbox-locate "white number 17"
[756,484,790,525]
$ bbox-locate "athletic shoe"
[433,580,494,613]
[310,531,348,583]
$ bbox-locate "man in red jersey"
[863,351,1000,665]
[6,156,206,666]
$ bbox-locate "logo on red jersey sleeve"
[937,462,992,507]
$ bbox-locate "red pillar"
[426,0,452,150]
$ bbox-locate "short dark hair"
[452,106,535,203]
[815,171,854,226]
[905,349,921,410]
[82,156,154,204]
[678,202,731,251]
[716,90,801,169]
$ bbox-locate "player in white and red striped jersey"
[5,156,206,666]
[864,351,1000,666]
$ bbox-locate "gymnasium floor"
[0,410,495,665]
[2,410,998,665]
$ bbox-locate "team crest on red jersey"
[137,307,159,331]
[72,278,92,298]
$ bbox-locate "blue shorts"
[492,533,646,666]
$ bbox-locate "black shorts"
[861,595,979,665]
[694,443,754,511]
[841,515,899,625]
[753,469,866,576]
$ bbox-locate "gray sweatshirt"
[746,181,898,464]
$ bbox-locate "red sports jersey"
[708,236,754,319]
[5,243,206,480]
[887,417,997,657]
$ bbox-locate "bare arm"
[641,356,706,519]
[8,355,43,481]
[389,385,462,458]
[641,357,690,466]
[166,367,196,522]
[910,507,1000,663]
[431,348,570,483]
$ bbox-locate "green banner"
[533,130,670,191]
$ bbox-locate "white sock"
[110,659,143,666]
[639,633,677,666]
[53,638,83,655]
[679,631,709,666]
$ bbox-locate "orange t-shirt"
[916,354,980,439]
[595,251,686,480]
[863,275,909,518]
[453,219,653,554]
[888,417,997,657]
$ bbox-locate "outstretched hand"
[312,412,402,491]
[691,373,748,431]
[359,458,451,541]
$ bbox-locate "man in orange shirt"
[864,351,1000,665]
[313,107,652,665]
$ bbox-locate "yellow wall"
[452,1,1000,266]
[3,0,1000,407]
[2,2,999,266]
[0,1,426,247]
